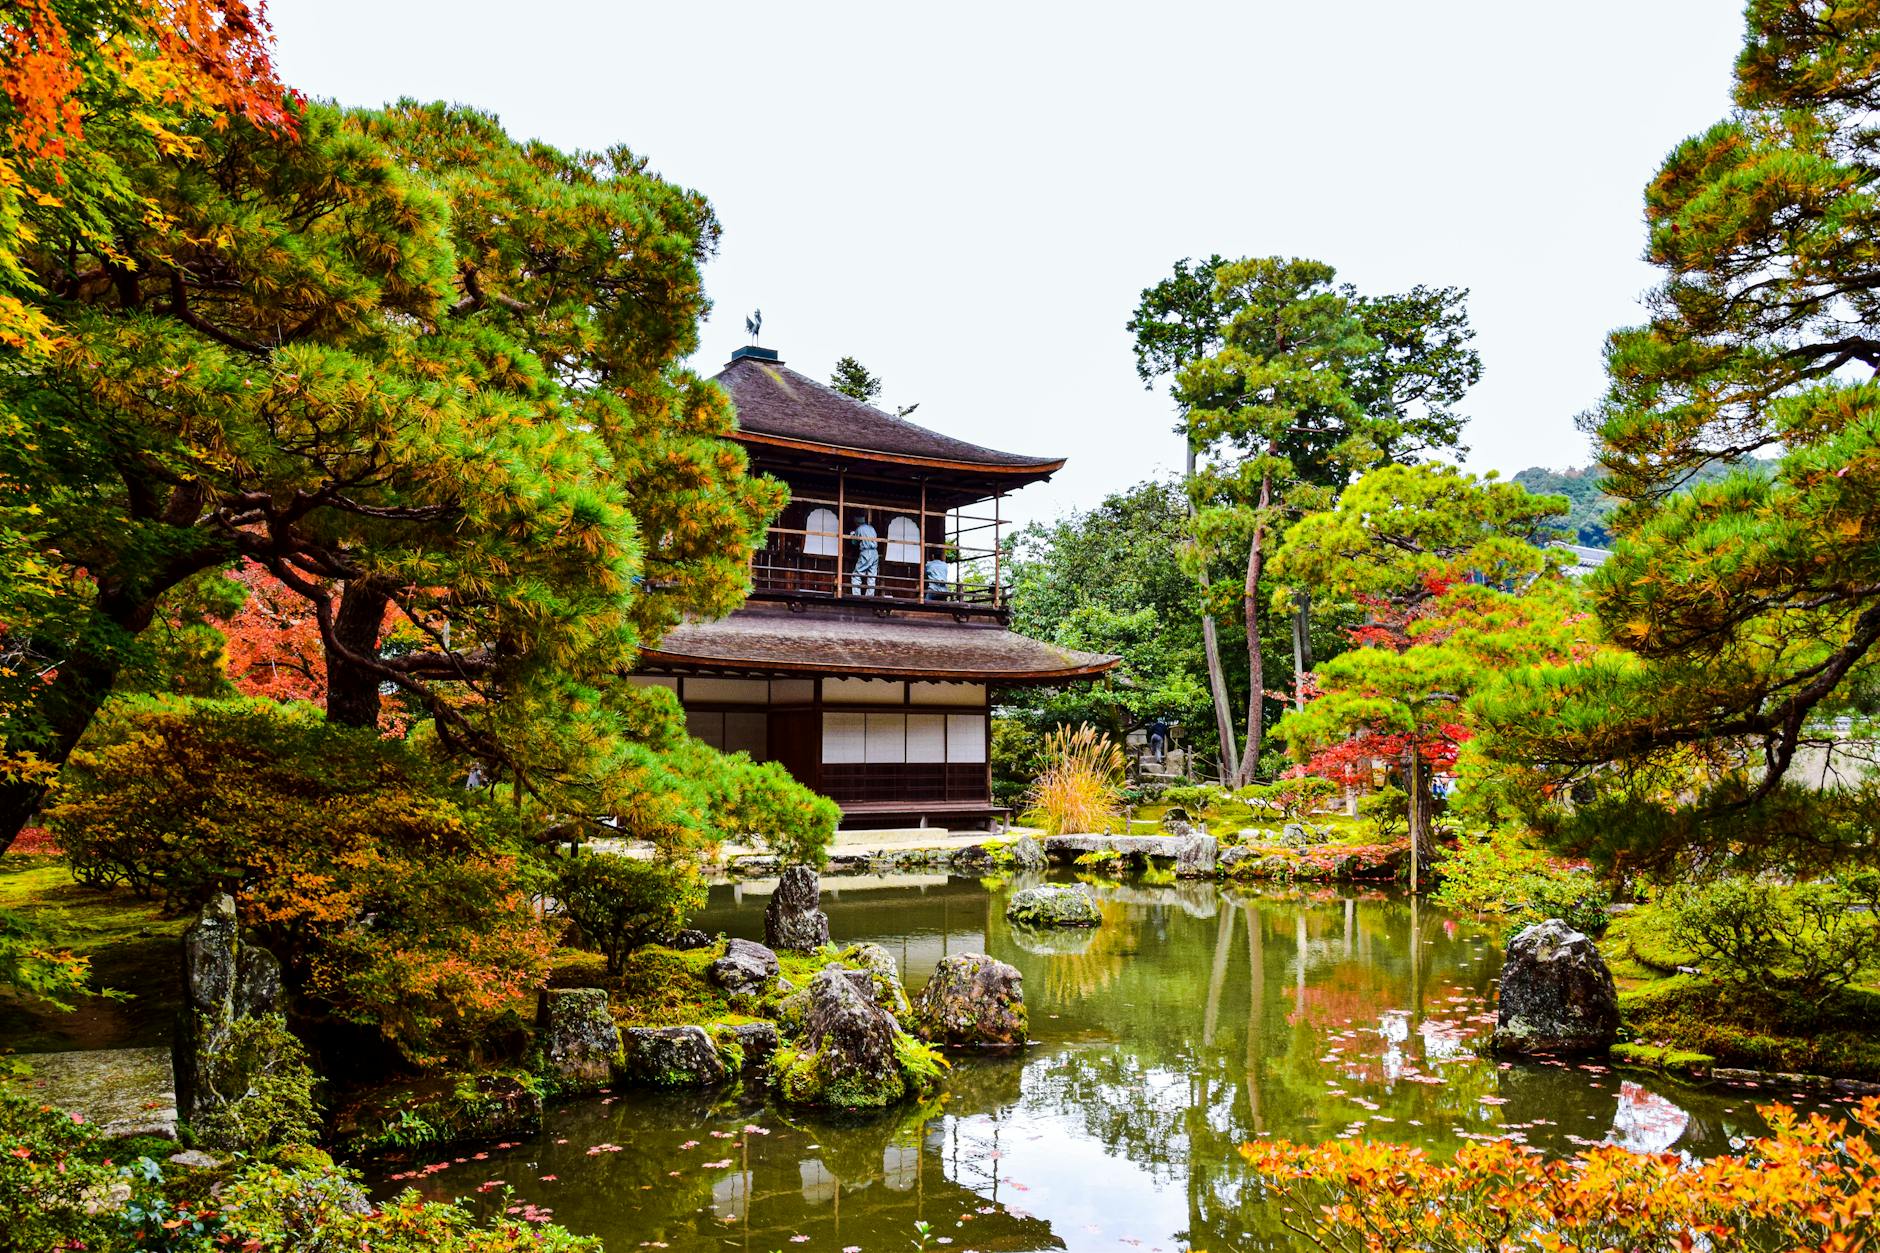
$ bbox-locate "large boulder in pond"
[623,1025,728,1087]
[536,988,620,1093]
[1175,835,1218,879]
[765,865,831,951]
[913,953,1026,1047]
[774,965,931,1108]
[1006,884,1101,928]
[709,937,780,993]
[836,943,912,1018]
[1492,919,1620,1056]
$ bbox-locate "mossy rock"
[1005,885,1101,928]
[1610,1041,1715,1076]
[622,1025,728,1088]
[772,966,946,1109]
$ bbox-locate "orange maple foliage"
[1242,1097,1880,1252]
[216,560,328,705]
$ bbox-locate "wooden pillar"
[918,479,928,601]
[836,472,846,597]
[993,491,1003,608]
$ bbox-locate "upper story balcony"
[711,344,1064,620]
[750,477,1010,618]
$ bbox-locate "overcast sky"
[269,1,1745,526]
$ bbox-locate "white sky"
[269,0,1744,526]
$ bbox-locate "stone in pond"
[666,928,713,951]
[722,1021,781,1074]
[1007,837,1047,871]
[774,966,924,1108]
[913,953,1026,1047]
[1175,834,1218,878]
[536,988,620,1093]
[1006,884,1101,928]
[708,937,780,993]
[765,865,831,951]
[623,1025,728,1087]
[1492,918,1620,1056]
[836,942,912,1018]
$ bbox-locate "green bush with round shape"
[557,855,706,976]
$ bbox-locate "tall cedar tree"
[1273,464,1570,881]
[1162,258,1478,783]
[0,98,810,851]
[1478,0,1880,875]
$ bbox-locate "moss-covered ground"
[1602,905,1880,1080]
[547,943,837,1029]
[0,854,186,1055]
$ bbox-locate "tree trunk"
[1186,440,1241,785]
[1291,588,1311,711]
[0,590,164,852]
[325,580,390,729]
[1405,740,1433,894]
[1237,469,1274,784]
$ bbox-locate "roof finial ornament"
[744,308,762,344]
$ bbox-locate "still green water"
[368,872,1812,1252]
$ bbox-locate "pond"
[368,871,1804,1251]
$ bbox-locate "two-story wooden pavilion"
[631,345,1119,829]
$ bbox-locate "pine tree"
[1479,0,1880,874]
[828,356,883,401]
[0,99,818,852]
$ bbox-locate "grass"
[0,854,186,1054]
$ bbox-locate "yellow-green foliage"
[1024,724,1124,836]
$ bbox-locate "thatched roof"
[715,349,1064,479]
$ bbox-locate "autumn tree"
[1167,259,1478,783]
[1274,464,1570,880]
[1478,0,1880,875]
[0,96,825,854]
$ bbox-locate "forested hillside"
[1513,459,1770,546]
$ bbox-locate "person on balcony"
[850,514,879,596]
[924,549,952,601]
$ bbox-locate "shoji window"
[885,516,920,563]
[804,507,839,557]
[945,714,987,763]
[822,712,866,763]
[864,713,906,763]
[905,714,947,762]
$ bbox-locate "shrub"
[212,1157,601,1251]
[47,697,558,1067]
[1664,874,1880,995]
[1158,783,1227,816]
[0,1088,117,1253]
[191,1013,321,1154]
[1240,1099,1880,1253]
[1431,827,1609,938]
[1238,776,1337,821]
[990,718,1046,808]
[1357,784,1408,840]
[556,855,706,975]
[1619,976,1880,1077]
[1023,724,1124,836]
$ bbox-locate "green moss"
[1619,975,1880,1079]
[1610,1041,1715,1075]
[1603,906,1695,979]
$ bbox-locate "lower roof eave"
[636,648,1119,687]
